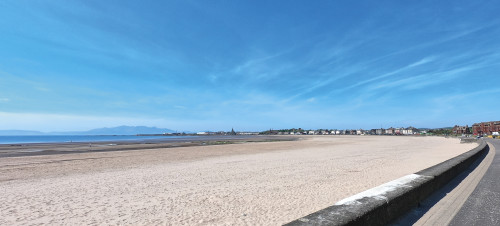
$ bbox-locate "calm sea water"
[0,135,186,144]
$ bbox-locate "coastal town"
[259,127,424,136]
[191,120,500,137]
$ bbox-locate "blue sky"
[1,0,500,132]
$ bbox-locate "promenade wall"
[285,140,488,226]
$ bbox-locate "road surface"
[450,138,500,225]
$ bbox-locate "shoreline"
[0,135,298,158]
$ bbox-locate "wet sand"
[0,136,477,225]
[0,135,295,158]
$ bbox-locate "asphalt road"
[449,138,500,226]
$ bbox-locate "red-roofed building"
[472,121,500,135]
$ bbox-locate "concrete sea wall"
[285,141,488,226]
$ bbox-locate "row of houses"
[267,127,423,136]
[452,121,500,135]
[196,121,499,137]
[196,131,260,135]
[472,121,500,135]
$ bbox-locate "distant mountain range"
[0,126,176,135]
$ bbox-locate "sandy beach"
[0,136,476,225]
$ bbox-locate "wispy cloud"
[283,62,371,102]
[232,51,287,74]
[428,88,500,119]
[364,20,500,64]
[227,48,301,87]
[367,56,500,92]
[434,88,500,103]
[225,25,379,100]
[274,20,500,101]
[0,70,52,92]
[334,57,436,93]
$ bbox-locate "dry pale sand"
[0,136,476,225]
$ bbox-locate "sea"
[0,135,189,144]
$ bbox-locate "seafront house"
[401,127,419,135]
[472,121,500,135]
[452,125,470,135]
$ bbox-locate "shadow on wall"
[390,145,489,225]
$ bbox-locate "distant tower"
[230,128,237,135]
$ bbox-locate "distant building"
[473,121,500,135]
[402,127,419,135]
[452,125,470,135]
[238,132,259,135]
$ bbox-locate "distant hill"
[0,126,176,136]
[75,126,175,135]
